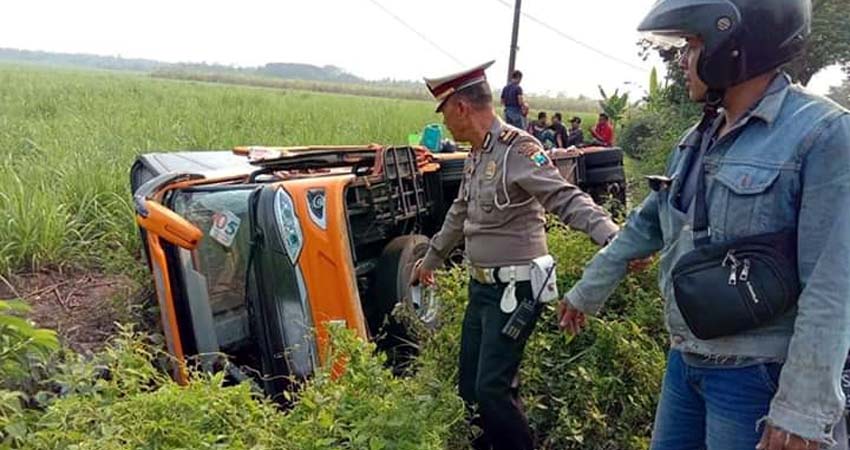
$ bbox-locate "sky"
[0,0,844,98]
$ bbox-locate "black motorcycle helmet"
[638,0,811,91]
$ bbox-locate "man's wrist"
[768,401,841,444]
[591,223,620,247]
[420,250,443,272]
[562,292,580,310]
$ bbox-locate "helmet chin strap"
[697,88,725,133]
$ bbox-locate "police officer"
[413,61,619,450]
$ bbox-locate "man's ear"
[453,99,465,117]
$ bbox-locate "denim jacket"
[566,74,850,442]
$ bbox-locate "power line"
[364,0,465,67]
[492,0,647,73]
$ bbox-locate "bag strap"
[692,129,714,246]
[691,95,723,247]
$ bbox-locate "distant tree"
[783,0,850,85]
[648,67,660,100]
[640,0,850,89]
[598,86,630,125]
[828,76,850,108]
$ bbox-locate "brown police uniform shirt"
[421,117,619,270]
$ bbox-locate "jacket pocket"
[712,163,784,235]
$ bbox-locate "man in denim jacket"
[558,0,850,449]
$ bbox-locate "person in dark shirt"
[549,112,569,148]
[527,111,548,137]
[566,116,585,147]
[526,111,556,148]
[501,70,527,129]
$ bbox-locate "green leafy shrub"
[0,300,59,384]
[281,324,466,450]
[407,223,666,450]
[0,299,60,446]
[521,225,665,449]
[7,230,668,450]
[21,328,288,449]
[14,325,467,449]
[619,86,701,201]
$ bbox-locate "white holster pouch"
[530,255,558,303]
[499,266,519,313]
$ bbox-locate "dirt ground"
[0,270,146,354]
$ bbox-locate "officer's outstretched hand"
[558,300,586,335]
[411,259,435,287]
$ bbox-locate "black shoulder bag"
[670,130,801,340]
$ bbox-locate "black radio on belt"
[501,264,554,340]
[501,298,539,340]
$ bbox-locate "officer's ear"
[454,98,471,118]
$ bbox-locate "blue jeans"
[651,350,782,450]
[504,107,526,130]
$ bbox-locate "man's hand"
[628,256,654,274]
[558,300,586,335]
[757,424,819,450]
[410,259,435,287]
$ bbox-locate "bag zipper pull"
[722,251,739,286]
[722,251,739,268]
[746,281,760,304]
[740,259,750,282]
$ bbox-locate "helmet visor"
[641,31,689,50]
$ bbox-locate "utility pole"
[507,0,522,83]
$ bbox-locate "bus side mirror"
[135,198,202,250]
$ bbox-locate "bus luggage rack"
[382,146,428,223]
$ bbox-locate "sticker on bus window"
[210,210,241,248]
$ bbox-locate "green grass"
[154,69,601,113]
[0,65,444,275]
[0,64,594,276]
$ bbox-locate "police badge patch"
[531,151,549,167]
[485,161,497,179]
[516,141,551,167]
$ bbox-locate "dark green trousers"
[460,279,542,450]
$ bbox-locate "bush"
[282,324,466,450]
[410,224,667,450]
[619,89,701,201]
[11,325,467,449]
[0,299,59,446]
[0,300,59,385]
[6,229,668,450]
[523,224,666,450]
[618,112,662,160]
[16,328,286,449]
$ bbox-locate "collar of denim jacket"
[745,72,792,127]
[675,73,792,152]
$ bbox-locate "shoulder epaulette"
[498,128,520,145]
